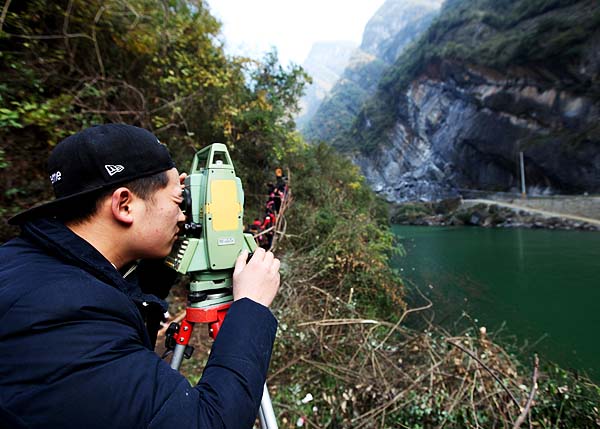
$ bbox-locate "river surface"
[391,225,600,381]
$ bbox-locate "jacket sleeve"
[149,298,278,428]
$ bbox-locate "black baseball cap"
[9,124,176,225]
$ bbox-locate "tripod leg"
[258,383,278,429]
[170,343,187,370]
[169,314,278,427]
[170,319,194,370]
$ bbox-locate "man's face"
[134,168,186,258]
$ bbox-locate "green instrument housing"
[165,143,257,308]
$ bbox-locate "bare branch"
[91,5,106,77]
[2,32,92,40]
[513,354,539,429]
[447,339,522,411]
[122,0,142,30]
[298,318,384,328]
[63,0,75,67]
[0,0,12,33]
[63,0,74,35]
[75,109,145,116]
[352,360,445,424]
[375,286,433,351]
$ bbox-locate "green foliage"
[0,149,7,169]
[0,108,20,128]
[390,202,435,223]
[533,364,600,427]
[282,142,405,313]
[219,51,310,198]
[0,0,309,238]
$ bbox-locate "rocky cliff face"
[301,0,442,143]
[352,0,600,202]
[356,59,600,202]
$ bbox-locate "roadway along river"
[392,225,600,381]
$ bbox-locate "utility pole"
[519,151,527,199]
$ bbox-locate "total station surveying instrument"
[163,143,278,429]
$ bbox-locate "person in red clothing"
[260,211,276,249]
[251,218,263,231]
[248,217,266,247]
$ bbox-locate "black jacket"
[0,218,277,428]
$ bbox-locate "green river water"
[391,225,600,381]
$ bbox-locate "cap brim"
[8,186,107,225]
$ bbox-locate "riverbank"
[390,198,600,231]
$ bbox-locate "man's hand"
[232,248,280,307]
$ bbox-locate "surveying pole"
[520,151,527,199]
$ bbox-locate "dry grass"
[267,268,542,428]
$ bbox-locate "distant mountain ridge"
[301,0,442,144]
[295,41,357,130]
[360,0,443,61]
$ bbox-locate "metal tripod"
[167,301,278,429]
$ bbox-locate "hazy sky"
[207,0,386,66]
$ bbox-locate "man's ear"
[110,187,135,225]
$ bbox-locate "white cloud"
[207,0,386,66]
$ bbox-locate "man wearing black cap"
[0,124,280,428]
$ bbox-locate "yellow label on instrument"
[210,180,240,231]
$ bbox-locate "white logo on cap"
[50,171,62,184]
[105,165,125,176]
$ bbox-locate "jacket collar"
[21,218,167,311]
